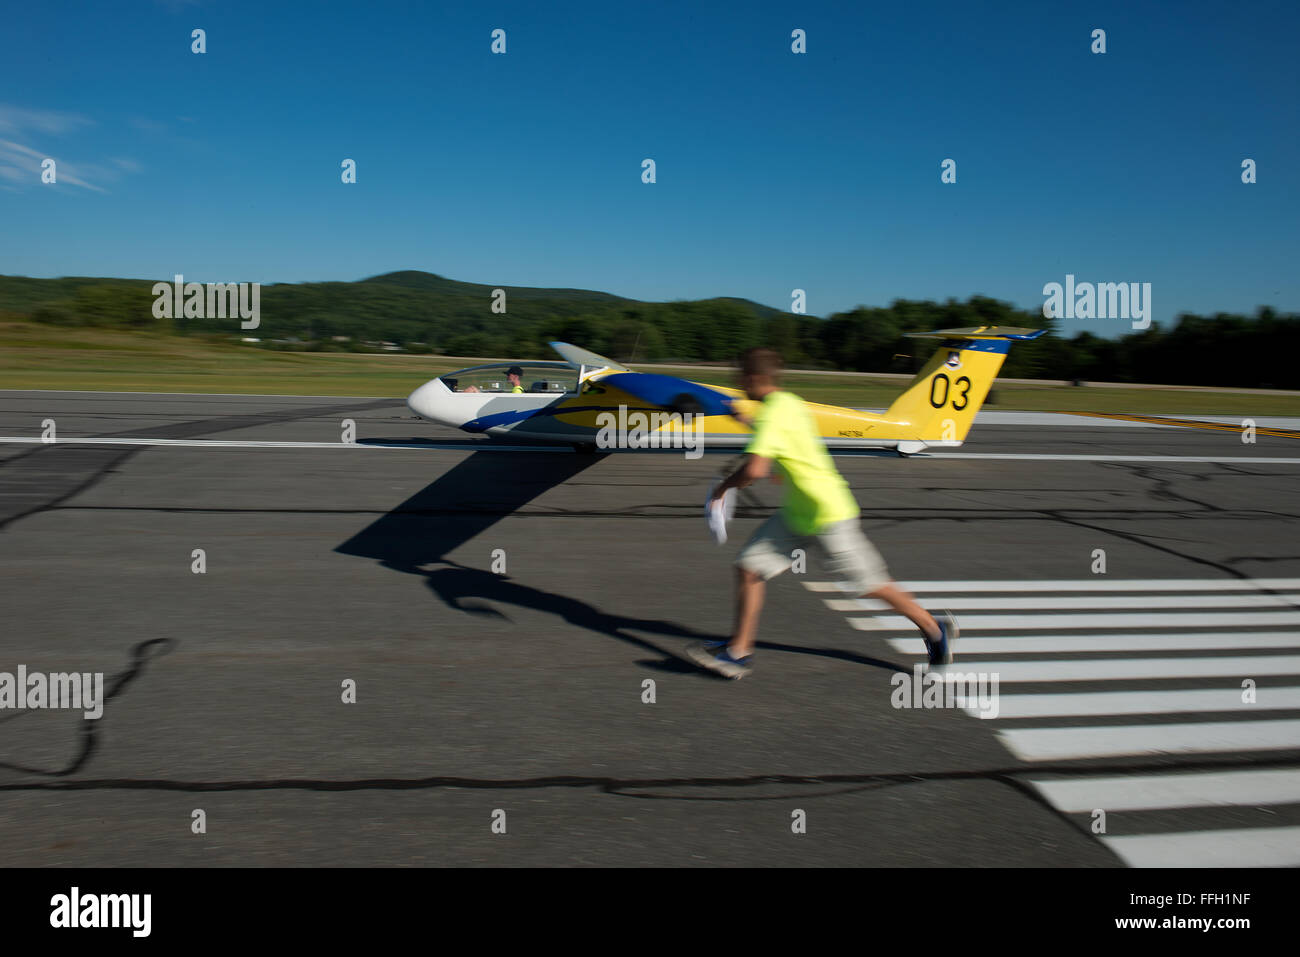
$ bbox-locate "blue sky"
[1,0,1296,336]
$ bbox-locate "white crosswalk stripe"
[832,593,1300,610]
[998,719,1300,761]
[956,686,1300,718]
[1026,768,1300,811]
[916,632,1299,654]
[805,578,1300,592]
[850,610,1300,630]
[805,576,1300,867]
[922,655,1300,682]
[1100,826,1300,867]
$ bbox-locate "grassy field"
[4,321,1300,415]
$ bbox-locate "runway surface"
[1,390,1298,866]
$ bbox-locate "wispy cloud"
[128,113,203,152]
[0,103,143,192]
[0,139,108,192]
[0,103,93,136]
[128,115,169,134]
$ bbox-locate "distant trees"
[606,320,666,362]
[1,273,1294,388]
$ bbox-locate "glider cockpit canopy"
[438,361,577,395]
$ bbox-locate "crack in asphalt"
[0,638,175,777]
[1,752,1297,852]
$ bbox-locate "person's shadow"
[335,448,716,672]
[335,446,906,676]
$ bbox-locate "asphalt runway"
[1,391,1298,866]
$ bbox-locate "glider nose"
[407,377,452,424]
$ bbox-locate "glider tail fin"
[885,326,1044,447]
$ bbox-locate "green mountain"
[0,270,802,366]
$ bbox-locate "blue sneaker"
[685,641,753,679]
[924,611,958,666]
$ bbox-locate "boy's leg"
[727,513,799,657]
[867,581,938,639]
[818,519,955,660]
[730,566,766,658]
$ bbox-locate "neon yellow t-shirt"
[511,385,524,393]
[745,390,859,535]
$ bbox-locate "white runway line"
[912,656,1300,682]
[957,686,1300,718]
[0,436,559,452]
[1027,768,1300,812]
[912,452,1300,464]
[805,578,1300,593]
[849,611,1300,630]
[2,436,1300,463]
[1100,827,1300,868]
[832,593,1300,611]
[7,396,1299,428]
[972,412,1300,429]
[888,632,1300,654]
[0,389,400,398]
[997,719,1300,761]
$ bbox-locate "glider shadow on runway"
[334,449,720,667]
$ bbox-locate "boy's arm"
[713,399,781,502]
[710,454,771,503]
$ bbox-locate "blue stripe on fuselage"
[462,403,662,433]
[598,373,735,416]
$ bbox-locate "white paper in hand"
[705,481,736,544]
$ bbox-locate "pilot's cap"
[507,366,523,377]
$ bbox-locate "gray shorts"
[736,513,891,595]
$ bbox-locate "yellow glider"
[406,327,1044,454]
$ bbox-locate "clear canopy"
[439,362,579,395]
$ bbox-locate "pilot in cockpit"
[460,366,527,394]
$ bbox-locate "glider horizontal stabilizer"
[904,326,1045,341]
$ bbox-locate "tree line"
[0,272,1292,387]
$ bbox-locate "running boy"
[687,347,957,679]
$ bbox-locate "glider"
[406,328,1044,454]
